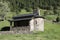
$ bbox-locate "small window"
[34,20,37,25]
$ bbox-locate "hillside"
[0,20,60,40]
[0,0,60,40]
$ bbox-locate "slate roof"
[8,13,44,22]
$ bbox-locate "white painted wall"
[29,18,44,32]
[29,19,34,31]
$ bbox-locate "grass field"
[0,9,60,40]
[0,20,60,40]
[0,20,10,30]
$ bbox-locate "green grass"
[45,15,57,20]
[0,20,10,30]
[0,20,60,40]
[0,9,60,40]
[20,9,32,14]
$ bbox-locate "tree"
[0,1,10,19]
[1,0,60,13]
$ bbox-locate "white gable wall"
[29,18,44,32]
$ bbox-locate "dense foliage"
[0,1,10,19]
[1,0,60,12]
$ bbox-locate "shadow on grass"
[0,26,10,31]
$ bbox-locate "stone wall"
[30,18,44,32]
